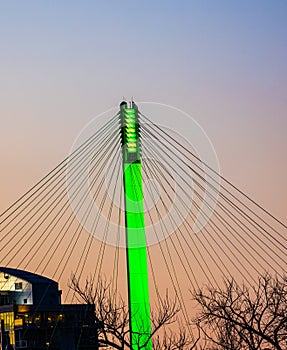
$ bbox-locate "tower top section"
[120,101,141,164]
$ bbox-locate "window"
[23,299,27,304]
[15,282,23,290]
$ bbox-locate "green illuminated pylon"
[120,101,152,349]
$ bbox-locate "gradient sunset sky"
[1,0,286,224]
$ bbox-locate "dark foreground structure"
[0,267,98,350]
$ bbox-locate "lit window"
[15,282,23,290]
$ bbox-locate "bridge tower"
[120,101,152,349]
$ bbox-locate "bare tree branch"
[192,273,287,350]
[69,273,195,349]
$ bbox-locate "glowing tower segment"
[120,101,152,350]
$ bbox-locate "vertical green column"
[120,101,152,349]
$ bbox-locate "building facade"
[0,267,98,349]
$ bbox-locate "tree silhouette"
[193,273,287,350]
[70,274,197,349]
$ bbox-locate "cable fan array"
[0,110,286,345]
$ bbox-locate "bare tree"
[70,274,196,349]
[152,326,202,350]
[192,273,287,350]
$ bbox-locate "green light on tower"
[120,101,152,349]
